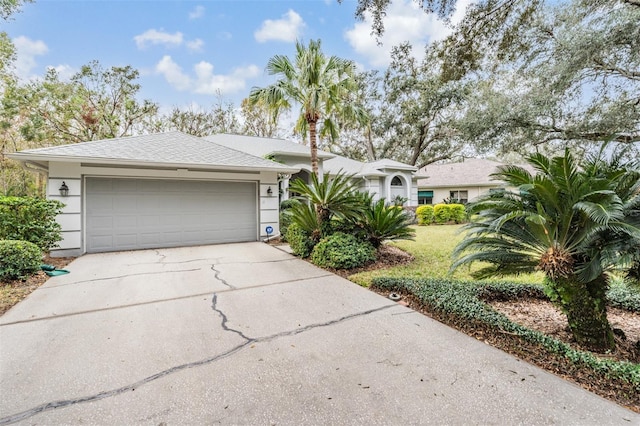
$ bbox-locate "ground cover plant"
[371,276,640,411]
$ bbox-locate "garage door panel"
[86,178,258,253]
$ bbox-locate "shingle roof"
[205,134,418,177]
[204,134,335,159]
[10,131,297,172]
[417,158,534,187]
[323,155,377,176]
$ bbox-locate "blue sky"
[5,0,469,110]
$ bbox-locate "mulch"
[0,255,75,316]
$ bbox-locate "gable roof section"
[417,158,534,188]
[204,134,335,159]
[205,134,417,178]
[9,131,297,172]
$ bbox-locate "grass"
[349,224,544,287]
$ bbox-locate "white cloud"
[134,29,183,49]
[186,38,204,52]
[12,36,48,80]
[155,55,260,95]
[344,0,472,67]
[193,62,260,95]
[47,64,76,80]
[217,31,232,41]
[189,5,205,20]
[254,9,305,43]
[155,55,192,91]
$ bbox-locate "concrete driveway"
[0,243,637,425]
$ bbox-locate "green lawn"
[349,224,544,287]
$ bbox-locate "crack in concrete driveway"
[1,243,636,425]
[0,304,395,425]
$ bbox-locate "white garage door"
[86,178,257,253]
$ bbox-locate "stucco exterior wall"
[428,185,497,205]
[47,161,279,257]
[381,171,416,206]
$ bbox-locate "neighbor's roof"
[8,131,298,172]
[416,158,533,188]
[204,134,336,159]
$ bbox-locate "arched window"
[391,176,403,186]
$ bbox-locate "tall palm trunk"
[308,118,318,176]
[547,275,615,352]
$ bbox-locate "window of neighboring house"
[449,190,468,204]
[418,190,433,205]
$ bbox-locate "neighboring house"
[416,158,528,205]
[8,131,417,256]
[205,134,418,205]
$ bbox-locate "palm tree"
[451,150,640,352]
[249,39,367,175]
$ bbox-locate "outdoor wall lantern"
[59,181,69,197]
[267,186,273,196]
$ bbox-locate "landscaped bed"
[370,277,640,412]
[339,225,640,413]
[0,255,74,316]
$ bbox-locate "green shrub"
[416,205,434,225]
[280,199,299,210]
[449,204,467,224]
[433,204,451,224]
[311,232,376,269]
[286,222,315,258]
[0,240,42,282]
[0,197,64,251]
[279,199,300,242]
[371,277,640,390]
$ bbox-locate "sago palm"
[249,39,367,175]
[349,195,415,248]
[452,150,639,351]
[289,171,362,240]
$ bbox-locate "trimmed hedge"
[0,196,64,251]
[416,205,434,225]
[433,204,451,224]
[371,277,640,390]
[431,203,467,224]
[0,240,42,281]
[449,204,466,223]
[285,223,315,258]
[311,232,376,269]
